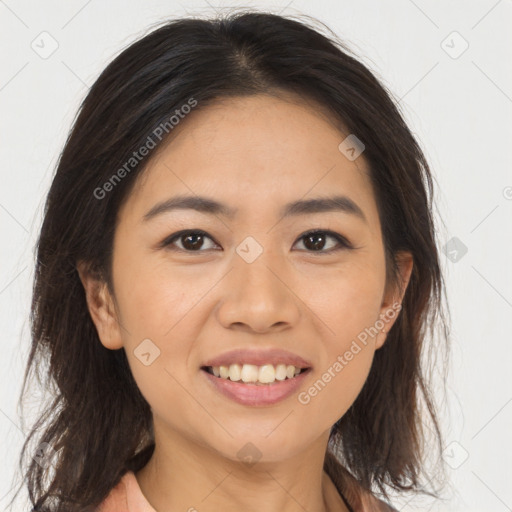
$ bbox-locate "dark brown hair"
[9,9,450,511]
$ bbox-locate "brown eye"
[162,230,219,252]
[294,230,352,253]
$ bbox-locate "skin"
[78,93,413,512]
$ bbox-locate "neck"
[135,425,349,512]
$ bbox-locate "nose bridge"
[234,238,286,302]
[216,239,300,331]
[241,251,279,291]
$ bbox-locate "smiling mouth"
[201,364,311,386]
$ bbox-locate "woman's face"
[82,93,412,464]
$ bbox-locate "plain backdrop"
[1,1,511,511]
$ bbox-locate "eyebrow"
[142,194,367,224]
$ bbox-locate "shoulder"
[97,473,129,512]
[358,492,399,512]
[344,482,398,512]
[97,471,157,512]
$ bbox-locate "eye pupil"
[304,233,326,251]
[182,233,204,250]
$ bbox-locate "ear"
[375,251,413,350]
[76,261,123,350]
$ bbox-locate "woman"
[13,10,449,512]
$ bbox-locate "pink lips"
[201,367,311,406]
[201,348,312,369]
[200,348,313,406]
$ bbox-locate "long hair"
[9,9,450,511]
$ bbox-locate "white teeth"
[241,364,259,383]
[258,364,275,383]
[228,364,242,381]
[275,364,287,381]
[209,363,305,384]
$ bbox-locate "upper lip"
[202,348,312,369]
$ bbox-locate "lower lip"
[201,368,311,406]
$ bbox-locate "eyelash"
[160,229,354,254]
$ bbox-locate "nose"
[215,252,301,334]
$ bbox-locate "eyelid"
[159,229,218,250]
[298,229,355,251]
[160,229,355,253]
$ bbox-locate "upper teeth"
[211,364,302,384]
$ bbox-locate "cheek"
[306,256,386,338]
[112,249,203,341]
[295,260,384,423]
[297,337,376,429]
[113,256,209,411]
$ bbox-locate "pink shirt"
[97,470,397,511]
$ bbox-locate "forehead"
[119,93,380,232]
[154,93,359,169]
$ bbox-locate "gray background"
[1,1,511,510]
